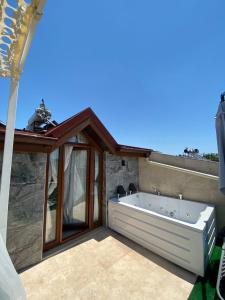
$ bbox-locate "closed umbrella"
[0,1,46,299]
[215,93,225,194]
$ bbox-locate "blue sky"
[1,0,225,155]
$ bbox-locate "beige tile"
[20,228,196,300]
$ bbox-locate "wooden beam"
[89,121,116,154]
[52,119,91,150]
[0,142,51,153]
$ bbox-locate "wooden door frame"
[43,141,104,251]
[92,149,103,228]
[60,145,90,240]
[43,148,62,251]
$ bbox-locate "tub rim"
[108,192,215,232]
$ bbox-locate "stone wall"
[0,152,47,271]
[104,153,139,224]
[105,153,139,200]
[139,152,225,230]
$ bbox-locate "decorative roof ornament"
[0,0,43,79]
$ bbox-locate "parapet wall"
[139,152,225,230]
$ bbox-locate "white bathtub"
[108,192,216,276]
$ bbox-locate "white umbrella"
[0,1,46,299]
[215,93,225,194]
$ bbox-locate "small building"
[0,106,151,270]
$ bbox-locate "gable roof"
[45,107,118,153]
[0,107,152,157]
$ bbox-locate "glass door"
[44,141,103,251]
[44,149,60,249]
[93,151,101,224]
[62,146,89,240]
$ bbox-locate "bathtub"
[108,192,216,276]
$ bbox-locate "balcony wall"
[139,152,225,230]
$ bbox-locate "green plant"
[202,153,219,162]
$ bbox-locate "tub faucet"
[153,187,160,196]
[178,193,183,200]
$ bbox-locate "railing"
[147,160,219,181]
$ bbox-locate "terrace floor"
[20,227,196,300]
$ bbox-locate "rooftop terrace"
[20,227,196,300]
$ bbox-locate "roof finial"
[220,92,225,102]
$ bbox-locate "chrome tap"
[178,193,183,200]
[153,187,160,196]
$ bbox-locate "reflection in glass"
[67,133,88,144]
[45,149,59,243]
[63,147,87,228]
[94,151,100,223]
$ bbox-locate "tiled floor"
[20,227,196,300]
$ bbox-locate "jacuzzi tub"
[108,192,216,276]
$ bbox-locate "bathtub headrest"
[116,185,126,196]
[129,183,137,193]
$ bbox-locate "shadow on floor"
[103,228,196,284]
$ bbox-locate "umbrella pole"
[0,77,19,244]
[0,0,45,246]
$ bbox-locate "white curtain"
[64,145,73,172]
[0,234,26,300]
[48,149,59,196]
[45,149,59,243]
[94,152,99,222]
[63,146,87,225]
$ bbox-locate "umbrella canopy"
[216,95,225,194]
[0,0,45,78]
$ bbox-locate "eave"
[116,144,152,157]
[0,129,57,153]
[0,108,152,156]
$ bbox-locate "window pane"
[67,133,88,144]
[94,151,100,222]
[45,149,59,243]
[63,148,87,226]
[77,133,88,143]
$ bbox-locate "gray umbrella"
[216,93,225,194]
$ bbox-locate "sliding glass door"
[45,149,59,245]
[63,147,88,239]
[93,151,101,224]
[44,140,103,251]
